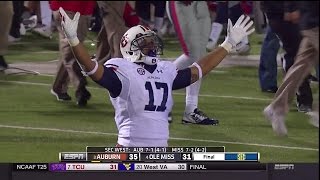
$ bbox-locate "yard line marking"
[0,80,271,101]
[0,124,318,151]
[173,92,270,101]
[36,74,54,77]
[210,70,227,74]
[48,60,59,62]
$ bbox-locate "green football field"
[0,32,318,163]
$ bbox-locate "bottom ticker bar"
[5,163,319,180]
[47,162,265,171]
[187,162,266,171]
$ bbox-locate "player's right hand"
[220,15,255,53]
[59,7,80,46]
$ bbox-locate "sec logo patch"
[137,68,145,75]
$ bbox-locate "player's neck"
[136,62,157,73]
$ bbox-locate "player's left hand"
[59,7,80,46]
[220,15,255,53]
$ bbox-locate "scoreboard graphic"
[10,146,318,180]
[26,146,262,172]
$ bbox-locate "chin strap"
[142,56,159,65]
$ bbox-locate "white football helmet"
[120,25,163,65]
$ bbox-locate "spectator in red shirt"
[123,2,140,27]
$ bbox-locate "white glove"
[59,7,80,46]
[220,15,255,53]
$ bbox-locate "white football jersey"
[104,58,178,147]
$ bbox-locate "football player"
[59,7,254,147]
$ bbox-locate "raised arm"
[59,7,104,81]
[189,15,255,83]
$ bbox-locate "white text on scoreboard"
[66,163,118,171]
[192,153,225,161]
[134,163,187,170]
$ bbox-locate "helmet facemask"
[120,25,164,65]
[131,32,164,64]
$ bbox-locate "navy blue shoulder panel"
[94,66,122,98]
[172,68,191,90]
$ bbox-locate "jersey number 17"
[144,81,168,112]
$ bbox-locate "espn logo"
[59,152,87,162]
